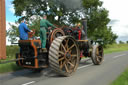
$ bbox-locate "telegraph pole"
[0,0,6,59]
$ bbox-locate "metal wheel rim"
[96,46,103,63]
[58,37,79,74]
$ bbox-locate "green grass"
[0,62,22,73]
[6,45,19,59]
[0,45,22,73]
[111,68,128,85]
[104,44,128,54]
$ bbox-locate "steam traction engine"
[16,20,104,76]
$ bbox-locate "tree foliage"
[126,41,128,44]
[7,23,19,42]
[7,0,118,46]
[119,41,125,44]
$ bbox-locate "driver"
[40,15,56,52]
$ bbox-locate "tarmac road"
[0,51,128,85]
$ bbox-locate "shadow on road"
[0,59,93,81]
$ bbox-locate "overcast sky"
[6,0,128,45]
[101,0,128,42]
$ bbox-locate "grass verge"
[111,68,128,85]
[0,62,22,73]
[104,44,128,54]
[0,45,22,73]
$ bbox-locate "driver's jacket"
[18,22,30,40]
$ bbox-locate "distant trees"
[126,41,128,44]
[119,41,125,44]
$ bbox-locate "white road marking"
[77,59,105,70]
[77,64,93,69]
[22,81,36,85]
[113,54,127,59]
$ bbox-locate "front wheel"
[91,45,104,65]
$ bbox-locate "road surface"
[0,51,128,85]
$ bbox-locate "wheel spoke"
[69,54,77,60]
[68,44,75,51]
[65,63,69,73]
[65,39,69,50]
[96,57,100,62]
[71,54,77,57]
[98,56,102,58]
[61,43,66,52]
[60,60,66,69]
[58,57,65,61]
[59,51,65,55]
[68,61,74,67]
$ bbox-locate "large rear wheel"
[49,36,80,76]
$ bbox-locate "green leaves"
[28,18,40,36]
[7,23,19,43]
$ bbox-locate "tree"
[82,0,118,45]
[126,41,128,44]
[119,41,125,44]
[7,23,19,43]
[7,0,118,46]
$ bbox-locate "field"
[104,44,128,54]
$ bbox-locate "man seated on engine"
[18,19,32,40]
[40,15,56,52]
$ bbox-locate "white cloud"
[101,0,128,41]
[101,0,128,20]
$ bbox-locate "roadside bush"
[6,45,19,59]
